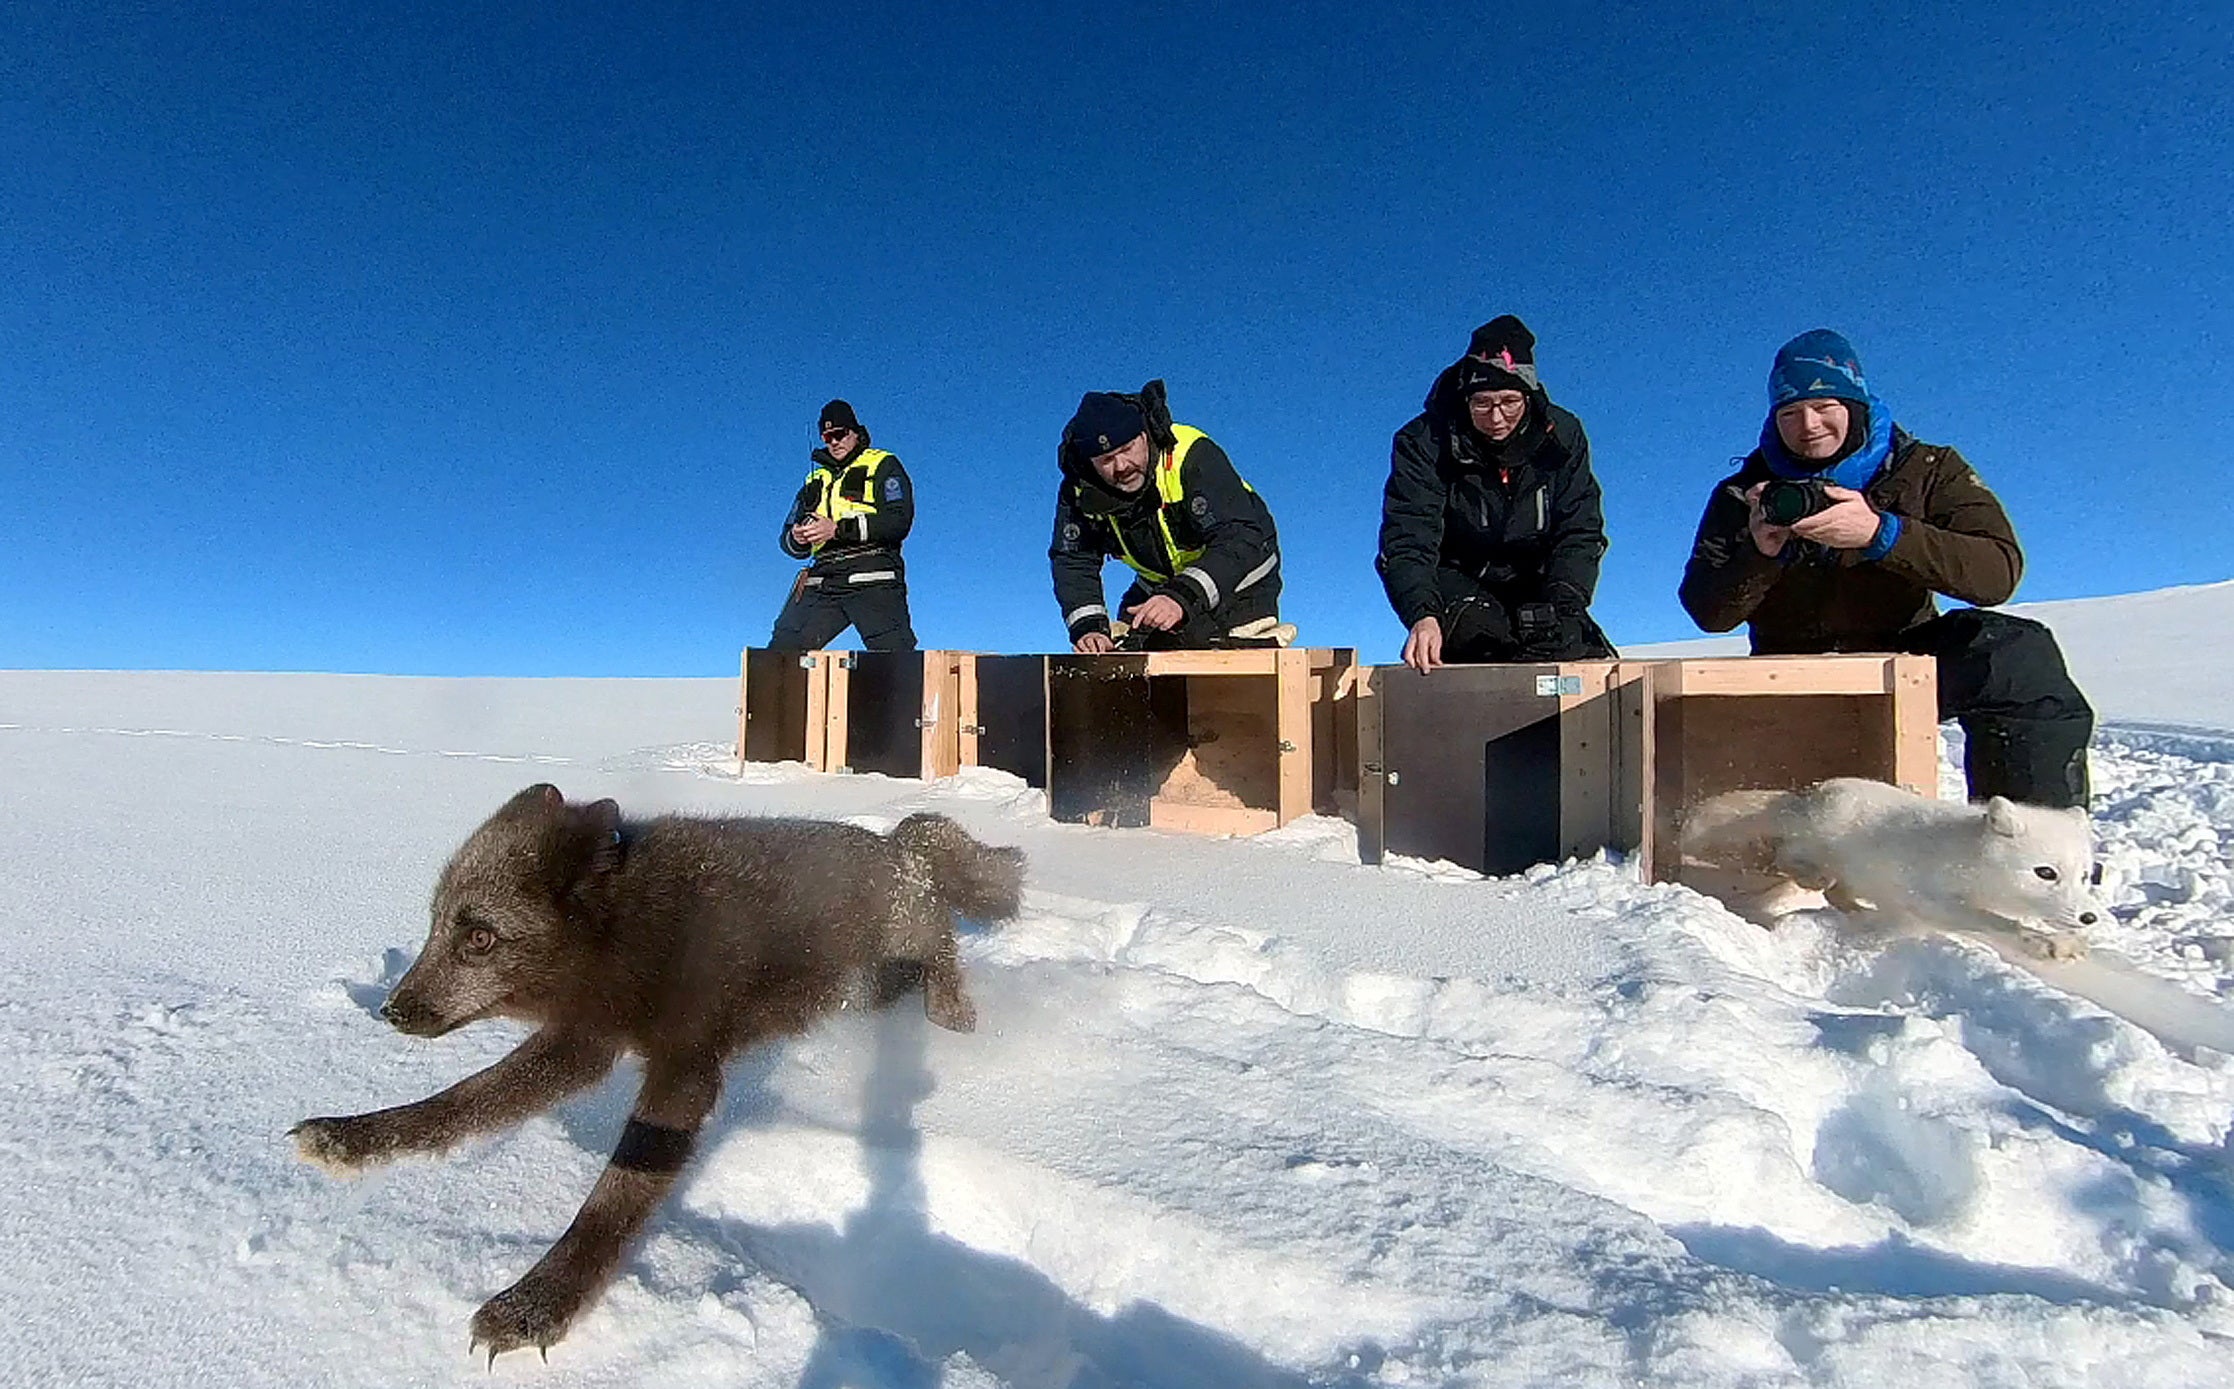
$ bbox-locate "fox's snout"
[379,986,450,1037]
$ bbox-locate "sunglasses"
[821,427,854,442]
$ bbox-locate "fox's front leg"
[470,1058,722,1362]
[292,1027,617,1174]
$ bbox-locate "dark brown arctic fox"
[291,784,1025,1362]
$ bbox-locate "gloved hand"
[1514,602,1560,649]
[1442,596,1515,660]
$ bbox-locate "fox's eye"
[2090,863,2104,886]
[464,926,497,954]
[2034,866,2059,883]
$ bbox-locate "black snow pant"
[768,574,917,652]
[1898,609,2092,809]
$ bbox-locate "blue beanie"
[1769,329,1869,410]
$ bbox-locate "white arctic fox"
[1680,777,2107,959]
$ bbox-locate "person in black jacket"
[1377,315,1614,671]
[1050,381,1285,651]
[767,399,917,651]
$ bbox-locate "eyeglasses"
[821,427,854,443]
[1469,394,1528,418]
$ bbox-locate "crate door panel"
[742,650,814,764]
[973,656,1050,789]
[1047,656,1175,826]
[1379,666,1565,875]
[843,653,927,777]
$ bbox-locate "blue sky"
[3,1,2228,675]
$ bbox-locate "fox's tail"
[1678,789,1799,869]
[892,813,1026,924]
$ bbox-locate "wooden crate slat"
[1658,655,1899,697]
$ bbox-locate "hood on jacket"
[1059,379,1178,511]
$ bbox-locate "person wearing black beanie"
[1376,315,1615,670]
[1050,380,1286,650]
[768,399,919,650]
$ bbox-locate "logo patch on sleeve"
[884,475,902,499]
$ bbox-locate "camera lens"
[1760,480,1821,526]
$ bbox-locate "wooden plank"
[925,651,963,780]
[1613,662,1655,878]
[955,654,981,771]
[1311,648,1360,817]
[1148,801,1280,837]
[1355,664,1385,864]
[1556,663,1615,862]
[814,653,841,772]
[1142,649,1280,677]
[746,652,764,768]
[1275,647,1312,825]
[1890,653,1940,799]
[1657,655,1899,698]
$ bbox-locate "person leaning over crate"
[1049,380,1290,652]
[1376,314,1616,674]
[1678,328,2093,808]
[767,399,918,652]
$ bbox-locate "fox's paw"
[926,990,978,1034]
[289,1115,392,1175]
[471,1271,584,1364]
[2024,930,2091,962]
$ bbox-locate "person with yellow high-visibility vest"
[769,399,917,651]
[1051,381,1285,651]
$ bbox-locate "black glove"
[1514,602,1560,648]
[1442,595,1515,660]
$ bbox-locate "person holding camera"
[1679,329,2093,808]
[1377,315,1615,672]
[1050,380,1286,651]
[768,399,918,651]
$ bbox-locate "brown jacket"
[1678,433,2023,653]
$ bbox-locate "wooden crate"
[955,654,1052,788]
[1636,653,1937,882]
[736,649,837,769]
[1045,648,1357,836]
[823,650,966,779]
[1354,661,1647,875]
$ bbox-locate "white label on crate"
[1535,674,1584,697]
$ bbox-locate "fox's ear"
[505,783,566,817]
[585,799,622,873]
[1983,797,2022,837]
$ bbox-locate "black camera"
[1759,477,1834,526]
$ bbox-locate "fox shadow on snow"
[518,970,1353,1389]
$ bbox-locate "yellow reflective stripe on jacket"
[806,448,893,554]
[1110,427,1210,584]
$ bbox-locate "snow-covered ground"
[3,590,2232,1387]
